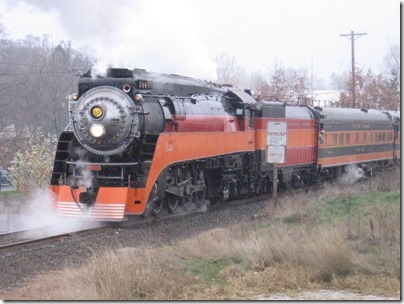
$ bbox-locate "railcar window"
[382,132,385,142]
[363,133,366,143]
[366,132,373,143]
[333,134,337,146]
[355,132,359,144]
[339,133,344,145]
[246,109,254,129]
[346,133,350,144]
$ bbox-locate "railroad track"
[0,227,66,250]
[0,195,269,250]
[0,181,327,251]
[0,225,108,250]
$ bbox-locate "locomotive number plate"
[136,80,152,90]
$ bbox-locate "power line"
[340,30,367,104]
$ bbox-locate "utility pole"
[340,30,367,106]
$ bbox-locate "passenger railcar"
[312,107,399,179]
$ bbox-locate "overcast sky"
[0,0,400,86]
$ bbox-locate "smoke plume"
[10,0,217,80]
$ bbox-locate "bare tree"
[384,44,400,88]
[0,36,93,137]
[339,68,399,110]
[215,52,246,88]
[249,70,270,100]
[261,60,310,104]
[286,68,310,104]
[0,33,94,165]
[267,60,288,100]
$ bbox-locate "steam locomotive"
[49,68,400,221]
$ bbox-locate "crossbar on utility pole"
[340,30,367,106]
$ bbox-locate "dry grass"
[53,249,195,300]
[2,167,400,300]
[3,248,195,301]
[175,220,356,281]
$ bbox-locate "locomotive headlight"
[89,124,105,138]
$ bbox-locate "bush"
[8,129,55,191]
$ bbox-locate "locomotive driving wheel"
[193,166,206,207]
[192,191,205,208]
[181,194,192,210]
[151,198,163,215]
[165,167,179,213]
[181,168,192,210]
[166,195,179,213]
[165,165,194,212]
[142,183,162,217]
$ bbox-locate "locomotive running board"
[56,201,127,221]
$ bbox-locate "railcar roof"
[286,106,315,119]
[310,107,392,122]
[385,111,400,121]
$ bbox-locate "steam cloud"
[1,189,102,238]
[337,164,365,185]
[8,0,217,80]
[75,160,93,189]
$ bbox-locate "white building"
[307,90,342,107]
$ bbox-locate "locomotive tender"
[49,68,400,221]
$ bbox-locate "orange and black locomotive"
[49,68,400,221]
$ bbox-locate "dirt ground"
[255,289,400,300]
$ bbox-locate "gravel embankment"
[0,199,269,291]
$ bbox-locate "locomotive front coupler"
[79,185,99,206]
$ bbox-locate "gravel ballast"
[0,199,269,291]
